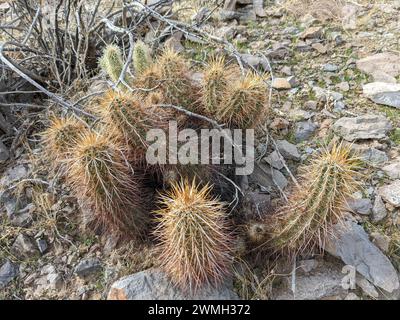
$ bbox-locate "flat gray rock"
[356,53,400,79]
[273,260,346,300]
[275,140,301,161]
[382,161,400,179]
[107,268,239,300]
[333,115,392,141]
[0,260,19,289]
[378,180,400,207]
[363,82,400,109]
[325,220,399,293]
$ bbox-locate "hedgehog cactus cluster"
[41,39,361,293]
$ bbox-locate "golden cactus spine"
[268,142,361,257]
[154,179,233,292]
[218,72,268,128]
[67,130,148,238]
[133,40,152,76]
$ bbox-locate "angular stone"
[370,232,390,252]
[311,42,327,54]
[74,258,102,278]
[11,234,40,259]
[382,161,400,179]
[371,195,387,223]
[295,121,317,142]
[325,220,399,293]
[356,53,400,78]
[249,162,288,190]
[275,140,301,161]
[0,260,19,289]
[264,151,284,170]
[346,198,372,215]
[272,77,294,90]
[322,63,339,72]
[356,276,379,299]
[300,26,323,39]
[378,180,400,207]
[273,261,346,300]
[351,145,388,167]
[108,268,239,300]
[313,86,343,101]
[0,140,9,162]
[363,82,400,109]
[333,115,392,141]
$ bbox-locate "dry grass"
[153,179,233,292]
[233,259,276,300]
[267,142,361,258]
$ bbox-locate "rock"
[371,195,387,223]
[10,210,33,227]
[266,43,290,59]
[322,63,339,72]
[216,25,236,39]
[165,32,184,53]
[350,144,388,167]
[356,276,379,299]
[346,198,372,215]
[74,258,102,278]
[191,7,210,23]
[34,265,63,294]
[336,82,350,92]
[273,261,346,300]
[333,115,392,141]
[296,41,313,52]
[325,220,399,293]
[333,100,346,112]
[341,4,358,30]
[356,53,400,80]
[0,140,9,162]
[344,293,360,300]
[299,259,319,273]
[253,0,266,17]
[295,121,318,142]
[272,76,298,89]
[107,268,239,300]
[363,82,400,109]
[311,42,327,54]
[241,53,270,71]
[0,260,19,289]
[0,164,29,187]
[300,26,323,39]
[305,100,318,110]
[378,180,400,207]
[281,66,292,76]
[36,239,48,254]
[11,234,40,259]
[275,140,301,161]
[370,232,390,252]
[371,70,397,84]
[218,9,239,21]
[313,86,343,101]
[382,161,400,179]
[269,117,289,131]
[264,151,284,170]
[249,162,288,190]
